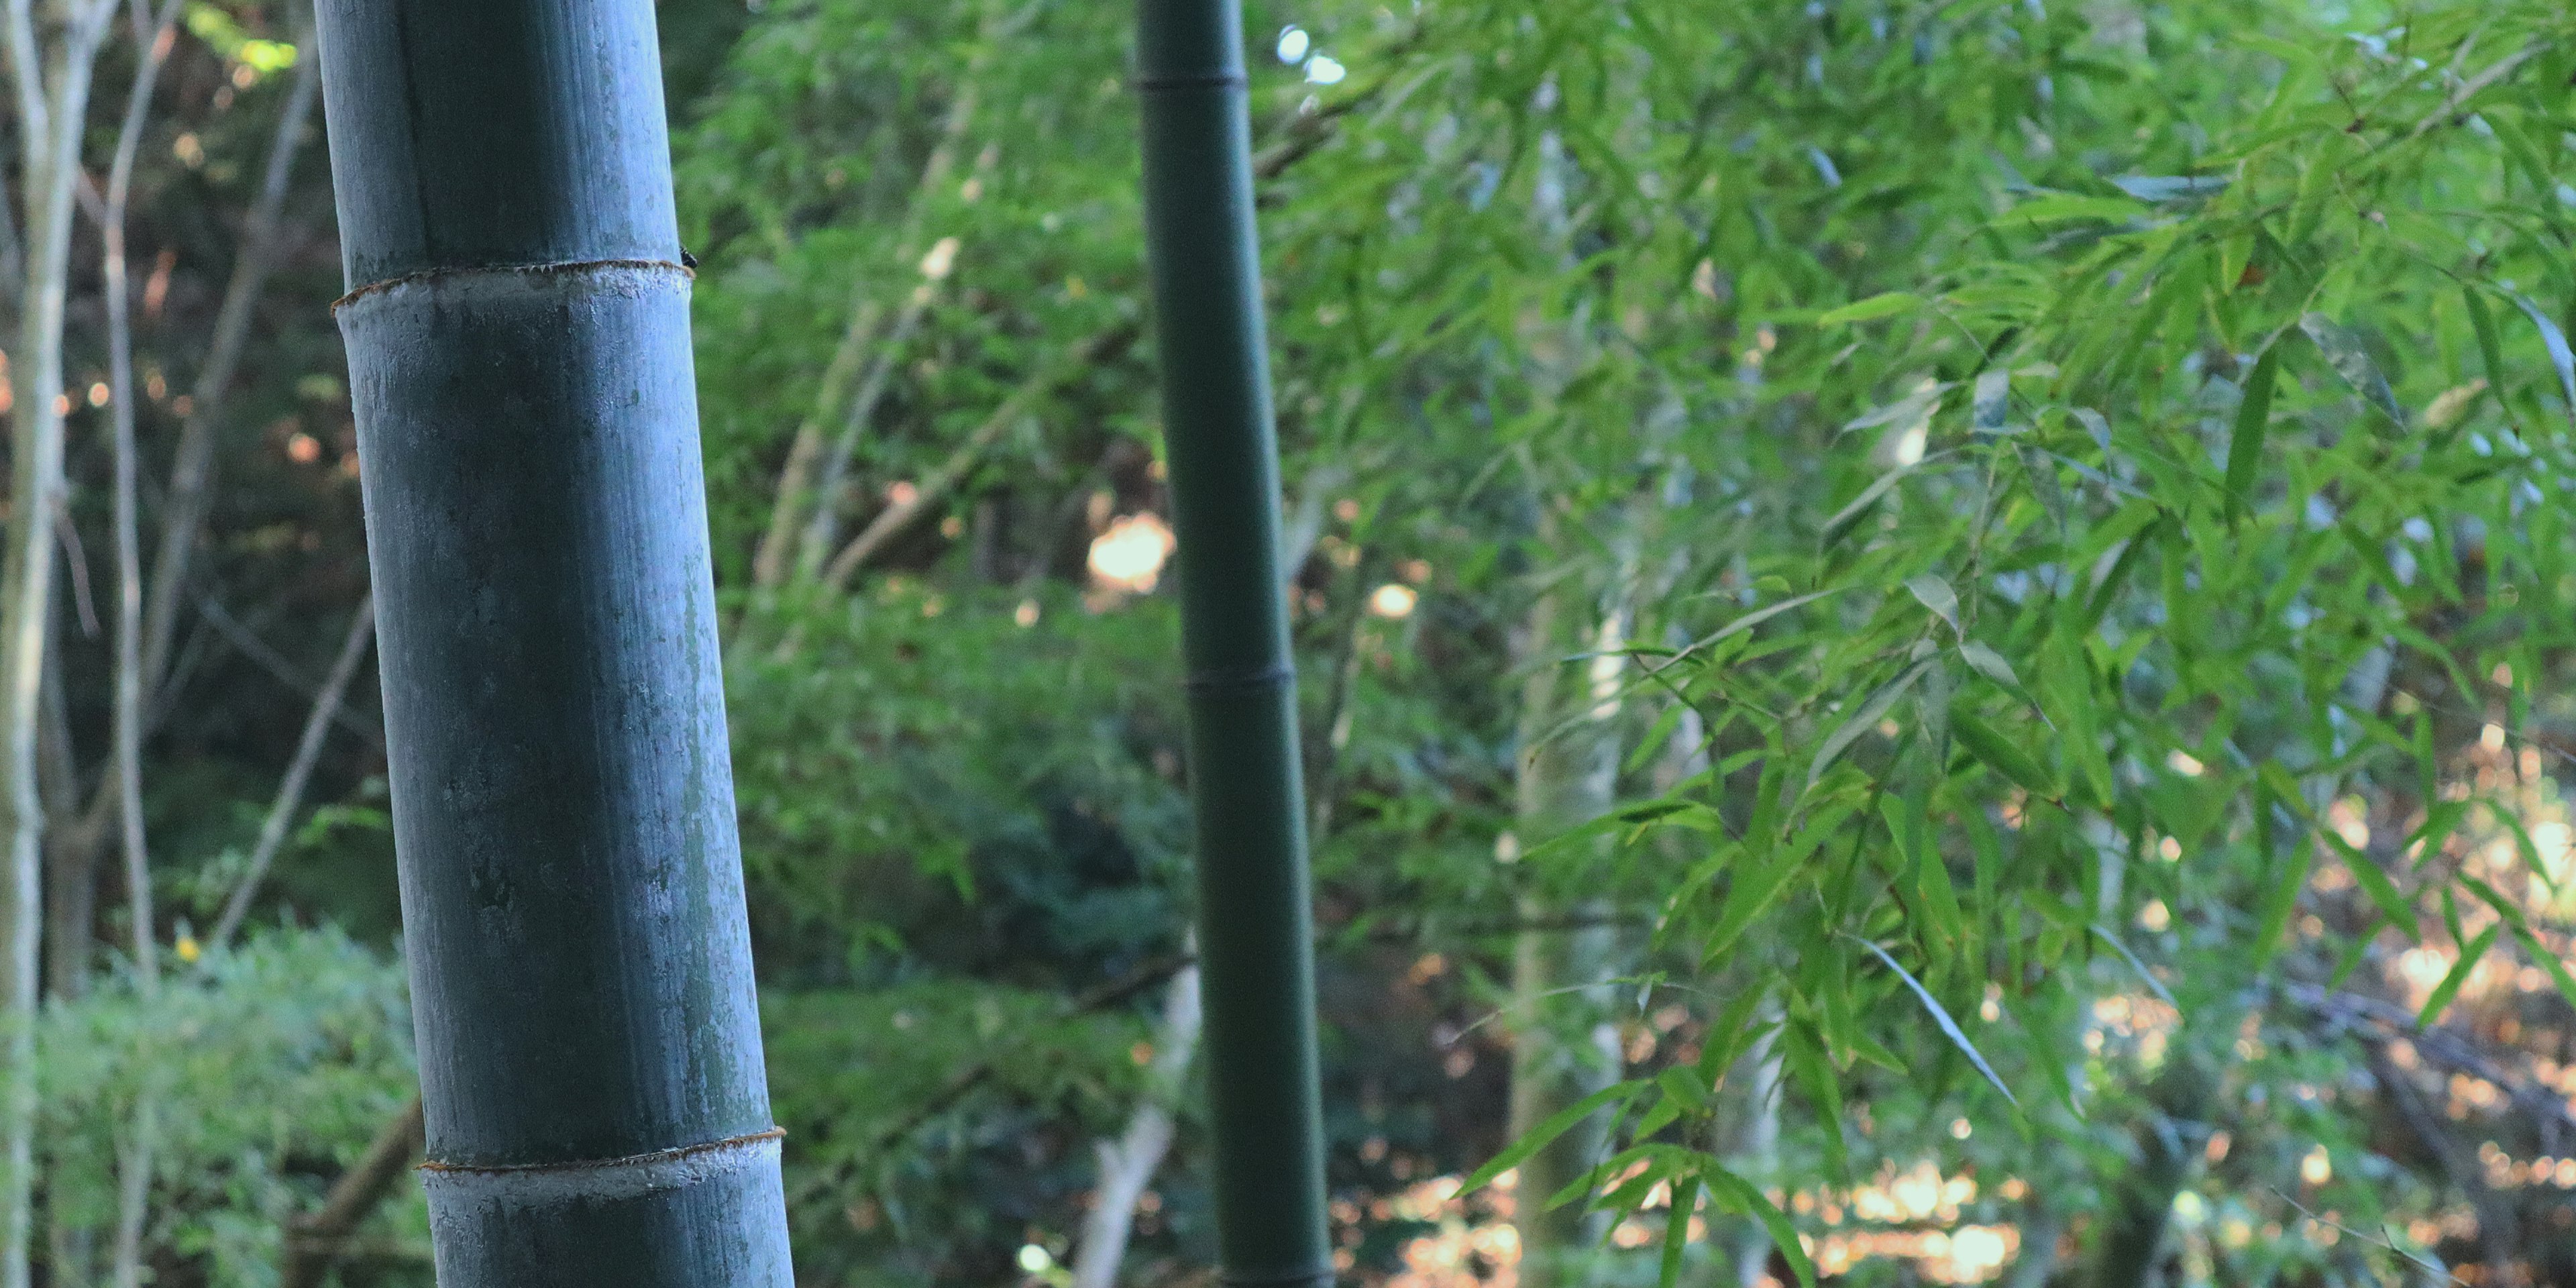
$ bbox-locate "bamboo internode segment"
[315,1,790,1282]
[1133,0,1333,1283]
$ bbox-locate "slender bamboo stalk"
[1504,578,1629,1288]
[0,3,121,1283]
[101,7,186,1284]
[1132,1,1330,1283]
[313,1,790,1281]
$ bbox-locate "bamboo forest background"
[19,0,2576,1285]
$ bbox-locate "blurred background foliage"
[23,0,2576,1286]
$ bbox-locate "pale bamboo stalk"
[1503,583,1631,1288]
[1071,961,1201,1288]
[208,596,372,951]
[0,2,123,1282]
[100,7,184,1284]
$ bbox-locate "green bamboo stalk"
[311,2,790,1282]
[1132,1,1332,1283]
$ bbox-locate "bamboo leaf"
[2418,924,2496,1026]
[1659,1174,1701,1288]
[1705,1168,1817,1288]
[2324,832,2419,941]
[1808,660,1933,791]
[1904,574,1960,633]
[1822,466,1915,549]
[1707,804,1852,964]
[1819,292,1925,325]
[2254,815,2309,964]
[1677,589,1839,660]
[1460,1081,1642,1195]
[1958,641,2023,693]
[1656,1065,1712,1112]
[1781,1016,1849,1183]
[2462,874,2576,1020]
[2224,343,2279,523]
[1843,384,1947,433]
[1695,985,1775,1083]
[1846,935,2019,1106]
[2005,192,2151,223]
[2299,313,2406,429]
[1949,706,2061,802]
[2088,924,2178,1010]
[2504,288,2576,413]
[2465,285,2508,398]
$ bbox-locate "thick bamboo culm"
[311,2,792,1283]
[1132,1,1334,1285]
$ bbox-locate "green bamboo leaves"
[2224,343,2279,525]
[2299,313,2406,429]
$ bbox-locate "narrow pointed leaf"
[1949,706,2060,802]
[2300,313,2406,427]
[2224,344,2279,523]
[1705,1168,1817,1288]
[1958,641,2023,692]
[1819,292,1925,325]
[2088,924,2178,1010]
[1808,660,1932,791]
[2418,924,2496,1026]
[1460,1081,1641,1195]
[2465,285,2508,397]
[1848,936,2019,1107]
[2506,289,2576,413]
[1658,1174,1701,1288]
[2324,833,2418,941]
[1905,574,1960,633]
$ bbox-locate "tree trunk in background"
[1717,1018,1784,1287]
[1132,0,1332,1281]
[101,9,186,1285]
[1505,567,1631,1288]
[312,0,791,1280]
[0,2,119,1282]
[1070,960,1201,1288]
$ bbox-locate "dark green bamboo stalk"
[1132,3,1332,1285]
[312,3,790,1283]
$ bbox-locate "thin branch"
[136,5,319,710]
[278,1096,424,1288]
[50,501,95,638]
[753,0,1027,589]
[819,324,1138,591]
[105,0,184,995]
[2405,42,2541,142]
[794,268,945,579]
[208,596,373,951]
[191,590,382,744]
